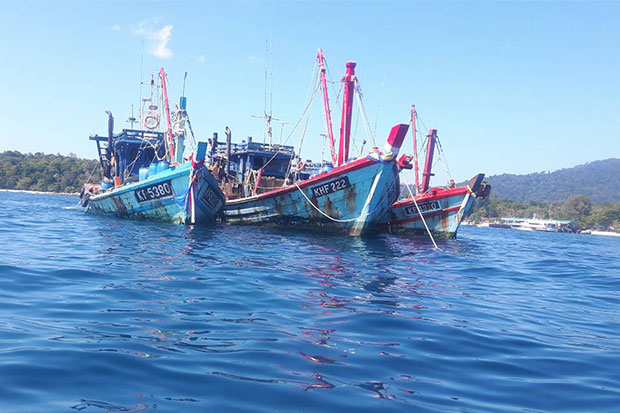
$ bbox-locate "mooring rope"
[294,182,364,223]
[401,173,441,250]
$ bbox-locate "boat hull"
[223,157,400,236]
[378,186,475,238]
[84,162,225,224]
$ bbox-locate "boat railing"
[89,129,165,143]
[214,141,296,156]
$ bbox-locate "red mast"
[159,67,175,161]
[338,61,356,166]
[420,129,437,193]
[411,104,420,195]
[317,49,337,167]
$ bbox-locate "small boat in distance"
[503,217,575,232]
[80,69,225,224]
[378,106,491,237]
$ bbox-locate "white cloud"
[134,21,173,59]
[110,24,121,31]
[198,56,205,63]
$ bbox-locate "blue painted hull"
[223,157,400,236]
[378,186,475,238]
[85,162,225,224]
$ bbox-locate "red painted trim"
[420,129,437,193]
[412,104,420,194]
[317,49,337,167]
[392,186,470,208]
[159,67,175,160]
[226,156,386,205]
[382,205,462,227]
[338,62,356,166]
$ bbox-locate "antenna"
[128,104,136,128]
[182,71,188,96]
[139,40,144,123]
[253,34,284,146]
[269,34,273,119]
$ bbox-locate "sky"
[0,0,618,184]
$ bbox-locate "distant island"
[1,150,618,231]
[483,158,620,204]
[0,151,101,194]
[467,159,620,231]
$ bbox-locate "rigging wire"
[354,83,375,146]
[257,64,321,175]
[373,73,388,140]
[435,135,454,181]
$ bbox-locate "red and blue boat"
[379,108,490,237]
[213,50,410,236]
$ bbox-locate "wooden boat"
[379,173,489,237]
[378,108,491,237]
[220,125,408,236]
[80,69,225,224]
[212,50,410,236]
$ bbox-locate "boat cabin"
[90,129,166,184]
[208,135,300,199]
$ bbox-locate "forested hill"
[484,159,620,204]
[0,151,101,193]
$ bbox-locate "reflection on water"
[0,192,619,412]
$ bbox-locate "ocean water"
[0,191,619,413]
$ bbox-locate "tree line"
[1,150,619,230]
[484,158,620,204]
[470,194,620,231]
[0,151,101,194]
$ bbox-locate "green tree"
[563,194,592,222]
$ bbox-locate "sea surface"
[0,191,619,412]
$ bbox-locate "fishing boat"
[378,106,491,237]
[211,50,409,236]
[80,69,225,224]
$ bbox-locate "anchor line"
[401,173,441,250]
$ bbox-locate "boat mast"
[159,67,175,161]
[337,61,356,166]
[317,49,337,166]
[411,104,420,195]
[420,129,437,193]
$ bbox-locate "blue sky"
[0,0,618,183]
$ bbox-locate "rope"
[294,182,369,223]
[373,73,388,140]
[295,73,320,160]
[292,162,393,225]
[84,161,99,184]
[354,84,375,146]
[260,67,321,177]
[435,136,454,181]
[283,72,322,183]
[401,173,441,250]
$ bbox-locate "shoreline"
[0,188,79,197]
[463,221,620,237]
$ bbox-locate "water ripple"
[0,192,619,412]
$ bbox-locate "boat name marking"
[201,187,222,211]
[311,176,351,198]
[134,180,174,203]
[404,200,441,216]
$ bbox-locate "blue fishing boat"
[80,68,225,224]
[210,50,410,236]
[218,126,408,235]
